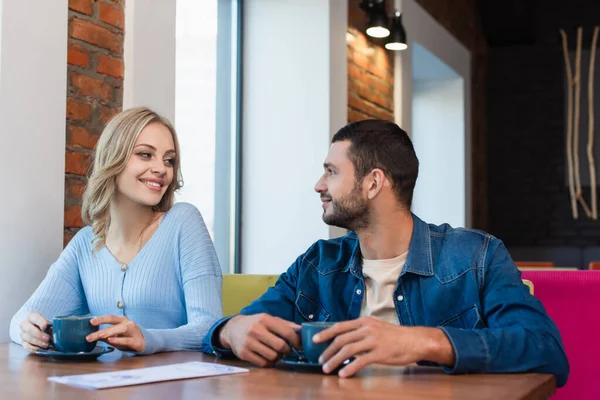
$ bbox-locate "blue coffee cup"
[45,315,98,353]
[299,321,335,364]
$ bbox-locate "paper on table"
[48,361,249,390]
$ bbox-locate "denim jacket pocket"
[295,292,331,322]
[437,305,483,330]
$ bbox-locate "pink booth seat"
[520,270,600,399]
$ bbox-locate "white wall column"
[123,0,176,122]
[242,0,348,274]
[0,0,68,342]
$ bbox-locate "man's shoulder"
[297,232,358,274]
[428,221,497,246]
[424,220,504,267]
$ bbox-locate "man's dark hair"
[331,119,419,208]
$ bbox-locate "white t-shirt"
[359,251,408,325]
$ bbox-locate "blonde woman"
[10,107,223,355]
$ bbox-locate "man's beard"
[321,183,370,231]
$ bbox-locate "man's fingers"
[265,317,302,349]
[313,320,361,343]
[319,328,364,363]
[250,320,293,355]
[246,336,280,363]
[237,336,276,367]
[338,353,376,378]
[258,332,292,356]
[285,320,302,330]
[323,340,372,374]
[241,350,271,368]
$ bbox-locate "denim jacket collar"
[343,213,434,278]
[403,213,435,277]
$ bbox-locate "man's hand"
[314,316,455,378]
[219,314,301,367]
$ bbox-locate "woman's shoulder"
[67,226,94,248]
[57,226,95,267]
[162,202,206,229]
[166,202,204,219]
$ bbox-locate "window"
[175,0,242,273]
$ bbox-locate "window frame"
[214,0,243,274]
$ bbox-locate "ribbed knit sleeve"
[138,203,223,354]
[9,232,90,344]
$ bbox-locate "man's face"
[314,141,370,231]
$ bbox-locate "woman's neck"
[107,194,156,246]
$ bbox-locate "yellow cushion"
[522,279,534,295]
[222,275,536,316]
[222,274,280,316]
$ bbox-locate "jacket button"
[308,314,314,319]
[356,289,362,295]
[397,295,404,301]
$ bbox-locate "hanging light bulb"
[361,0,390,38]
[366,9,390,38]
[385,11,408,51]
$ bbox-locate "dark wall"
[487,0,600,255]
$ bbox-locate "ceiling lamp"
[360,0,390,38]
[385,11,408,51]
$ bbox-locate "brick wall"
[64,0,124,246]
[487,1,600,248]
[347,0,394,123]
[415,0,489,230]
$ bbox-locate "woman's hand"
[87,315,146,352]
[19,312,51,353]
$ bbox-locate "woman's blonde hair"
[81,107,183,252]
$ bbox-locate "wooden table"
[0,343,555,399]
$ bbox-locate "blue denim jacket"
[202,214,569,387]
